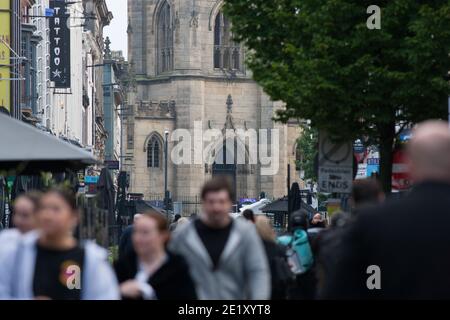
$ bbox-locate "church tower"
[125,0,302,209]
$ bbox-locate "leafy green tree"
[296,125,318,182]
[224,0,450,192]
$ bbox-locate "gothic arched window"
[214,10,241,71]
[147,136,161,168]
[157,1,173,74]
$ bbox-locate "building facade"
[0,0,13,115]
[103,42,125,162]
[125,0,302,208]
[28,0,112,155]
[82,0,112,162]
[20,0,40,121]
[31,0,51,128]
[0,0,38,119]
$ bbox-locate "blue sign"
[367,158,379,165]
[399,129,412,142]
[353,141,365,153]
[366,164,380,177]
[104,160,120,170]
[45,8,55,17]
[240,198,257,204]
[85,176,99,184]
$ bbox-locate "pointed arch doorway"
[212,142,237,202]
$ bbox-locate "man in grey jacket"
[169,177,271,300]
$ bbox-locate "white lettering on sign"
[50,0,70,87]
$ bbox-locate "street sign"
[318,131,353,193]
[104,160,120,170]
[392,148,411,191]
[354,140,365,153]
[49,0,71,88]
[356,163,367,179]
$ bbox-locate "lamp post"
[164,130,170,217]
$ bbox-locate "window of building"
[157,1,173,74]
[214,11,242,71]
[147,136,161,168]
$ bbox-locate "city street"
[1,0,450,308]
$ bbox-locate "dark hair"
[242,209,255,222]
[351,179,383,208]
[290,209,309,230]
[174,214,181,222]
[201,176,234,200]
[42,188,77,211]
[14,191,42,211]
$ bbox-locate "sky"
[104,0,128,59]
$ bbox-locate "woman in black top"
[114,212,197,300]
[23,188,118,300]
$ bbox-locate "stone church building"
[123,0,302,209]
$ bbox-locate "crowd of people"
[0,120,450,300]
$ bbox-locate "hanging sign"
[49,0,71,88]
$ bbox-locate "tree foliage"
[296,125,318,182]
[223,0,450,191]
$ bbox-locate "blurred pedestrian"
[169,177,270,299]
[0,188,119,300]
[11,192,41,234]
[170,217,190,237]
[169,214,181,232]
[321,121,450,299]
[242,209,255,223]
[255,216,292,299]
[0,191,41,243]
[314,211,351,297]
[189,213,198,221]
[114,212,197,300]
[309,213,327,229]
[350,178,385,215]
[278,209,316,299]
[118,213,142,260]
[0,192,42,266]
[176,217,189,228]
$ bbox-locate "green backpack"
[278,229,314,275]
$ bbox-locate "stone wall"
[126,0,303,205]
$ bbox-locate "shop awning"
[262,196,316,214]
[0,112,97,173]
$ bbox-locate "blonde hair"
[254,216,276,242]
[177,217,189,225]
